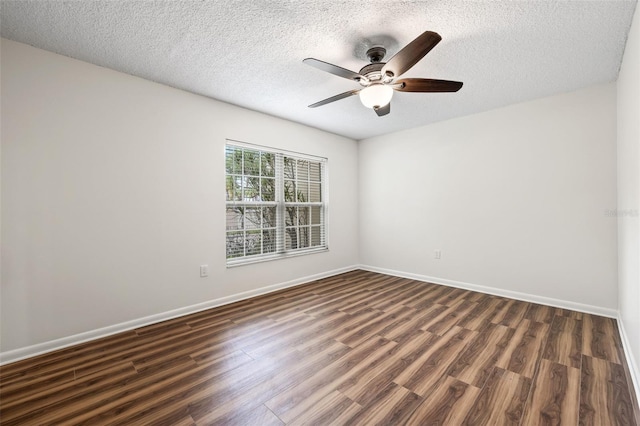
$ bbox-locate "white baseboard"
[617,314,640,404]
[358,264,618,318]
[0,264,626,368]
[0,265,359,366]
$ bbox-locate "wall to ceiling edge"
[0,38,360,361]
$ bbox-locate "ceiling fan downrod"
[366,46,386,63]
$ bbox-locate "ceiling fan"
[303,31,463,117]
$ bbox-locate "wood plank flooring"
[1,270,638,425]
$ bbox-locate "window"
[225,141,327,265]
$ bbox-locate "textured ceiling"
[1,0,637,140]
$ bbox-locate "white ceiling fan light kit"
[359,84,394,109]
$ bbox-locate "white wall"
[359,84,618,312]
[617,4,640,394]
[0,34,631,371]
[0,39,359,355]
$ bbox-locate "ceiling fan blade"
[381,31,442,78]
[395,78,463,92]
[308,89,360,108]
[374,103,390,117]
[303,58,362,81]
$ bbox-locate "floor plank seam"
[519,323,550,426]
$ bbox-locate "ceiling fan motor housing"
[359,62,385,84]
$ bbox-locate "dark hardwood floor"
[1,270,638,425]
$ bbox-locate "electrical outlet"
[200,265,209,277]
[434,250,441,260]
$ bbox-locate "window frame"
[225,140,328,267]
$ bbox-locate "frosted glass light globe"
[359,84,393,109]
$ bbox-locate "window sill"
[226,247,329,268]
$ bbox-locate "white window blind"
[225,141,327,265]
